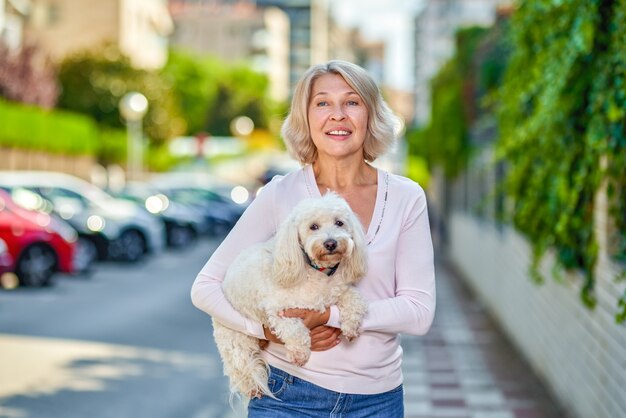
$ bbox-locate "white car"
[0,171,165,263]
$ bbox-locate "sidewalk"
[400,261,569,418]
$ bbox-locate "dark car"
[113,181,206,247]
[148,173,250,236]
[154,186,244,236]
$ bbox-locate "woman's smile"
[325,127,353,140]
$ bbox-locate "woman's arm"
[190,178,280,339]
[364,187,436,335]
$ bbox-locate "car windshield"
[73,182,115,202]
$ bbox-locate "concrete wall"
[448,210,626,418]
[0,148,95,180]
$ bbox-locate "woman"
[191,60,436,417]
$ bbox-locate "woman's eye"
[310,224,319,230]
[347,100,359,106]
[335,220,344,227]
[316,101,328,107]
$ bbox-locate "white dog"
[212,192,368,399]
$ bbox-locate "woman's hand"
[259,307,343,351]
[310,325,342,351]
[262,326,282,344]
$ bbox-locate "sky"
[331,0,425,91]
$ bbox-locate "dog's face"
[272,193,367,287]
[296,204,356,268]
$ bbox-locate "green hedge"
[0,99,99,155]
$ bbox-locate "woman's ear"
[272,217,306,287]
[342,211,368,284]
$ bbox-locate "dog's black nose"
[324,239,337,251]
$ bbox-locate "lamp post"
[230,115,255,137]
[119,92,148,181]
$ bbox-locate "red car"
[0,237,12,273]
[0,189,76,287]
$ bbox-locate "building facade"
[1,0,30,50]
[413,0,509,127]
[24,0,172,69]
[169,0,291,102]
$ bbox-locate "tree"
[57,43,185,146]
[162,49,276,137]
[161,49,220,135]
[0,42,59,108]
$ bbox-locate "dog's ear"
[342,210,368,284]
[272,216,306,287]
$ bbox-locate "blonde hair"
[281,60,402,164]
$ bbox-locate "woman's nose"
[330,107,345,120]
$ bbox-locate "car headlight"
[145,194,169,214]
[11,188,52,213]
[230,186,249,204]
[87,215,106,232]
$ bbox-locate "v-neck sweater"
[191,164,436,395]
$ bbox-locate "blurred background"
[0,0,625,417]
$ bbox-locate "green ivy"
[496,0,626,321]
[407,27,489,178]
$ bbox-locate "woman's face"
[307,73,369,161]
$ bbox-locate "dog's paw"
[340,322,361,340]
[248,388,264,399]
[286,346,310,366]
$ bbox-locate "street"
[0,234,566,418]
[0,237,241,418]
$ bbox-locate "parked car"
[0,189,76,286]
[0,238,13,277]
[112,181,205,247]
[149,171,253,206]
[154,186,243,235]
[148,173,249,236]
[0,171,166,263]
[4,187,95,274]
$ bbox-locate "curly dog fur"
[212,192,368,399]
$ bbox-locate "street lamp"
[119,92,149,181]
[230,115,254,137]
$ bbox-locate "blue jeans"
[248,366,404,417]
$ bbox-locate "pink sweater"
[191,164,436,394]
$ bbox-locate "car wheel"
[112,229,145,262]
[168,225,196,248]
[74,236,97,274]
[16,243,57,287]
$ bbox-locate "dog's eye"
[335,220,344,227]
[310,223,319,230]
